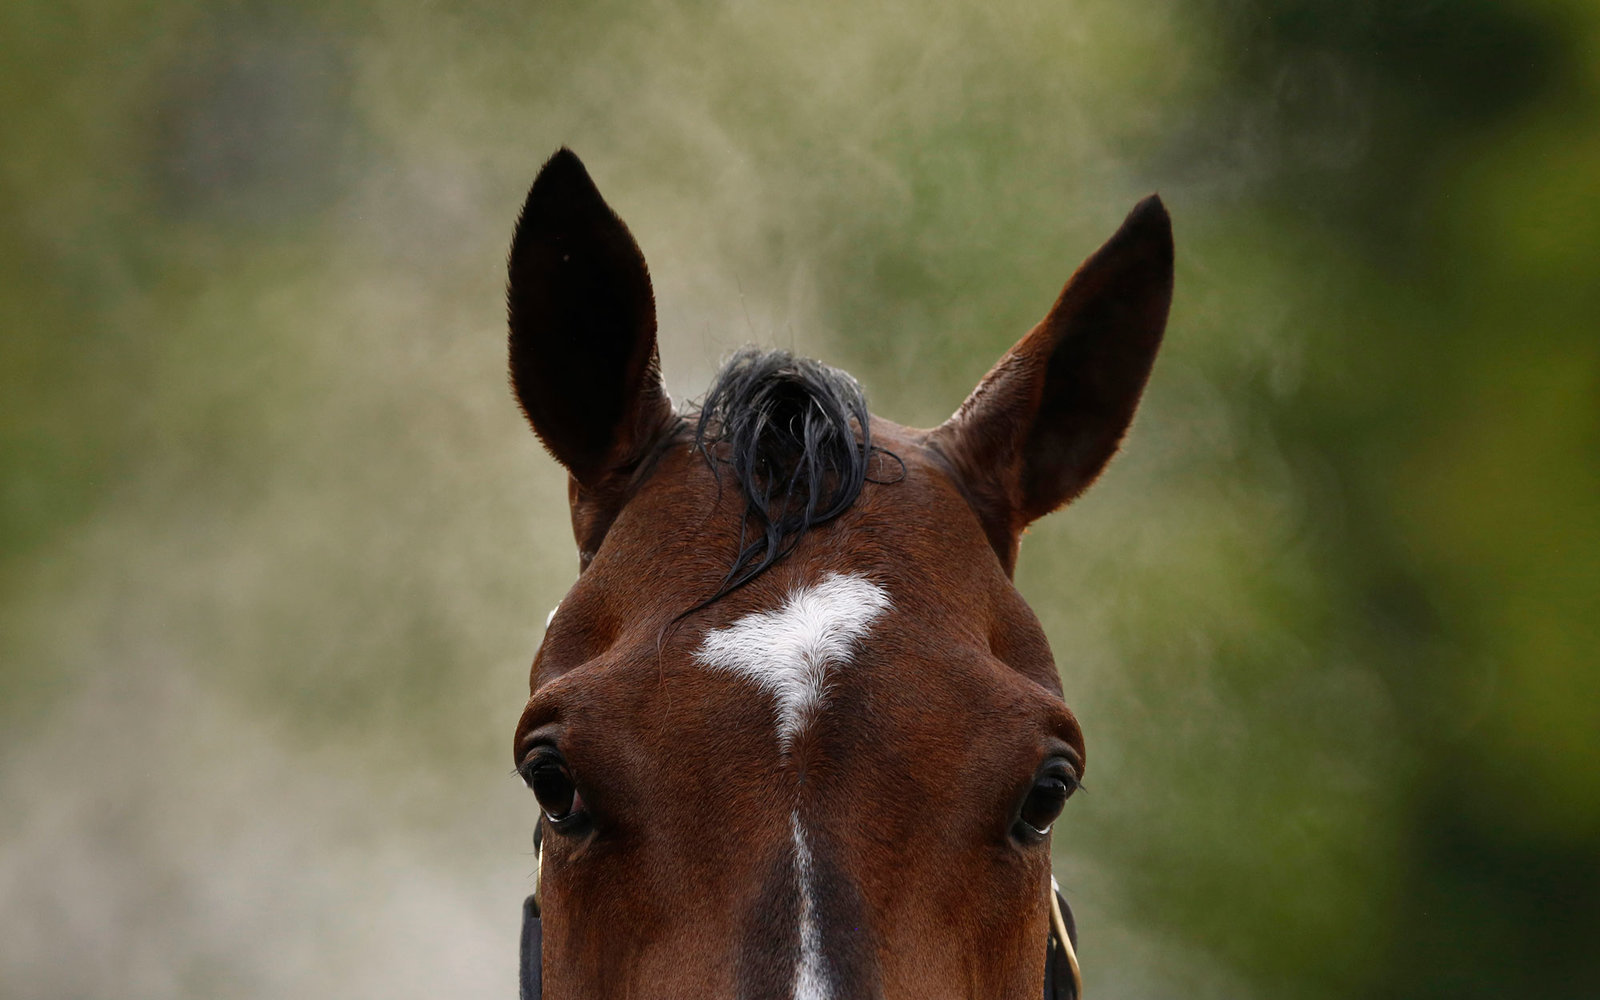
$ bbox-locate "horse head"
[506,149,1172,1000]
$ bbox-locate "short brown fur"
[506,149,1173,999]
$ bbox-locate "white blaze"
[694,572,891,1000]
[791,811,828,1000]
[693,572,891,749]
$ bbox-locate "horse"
[505,148,1173,1000]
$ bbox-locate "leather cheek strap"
[521,825,543,1000]
[520,896,542,1000]
[1043,884,1082,1000]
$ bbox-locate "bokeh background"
[4,1,1598,997]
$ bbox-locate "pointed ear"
[507,149,674,567]
[929,195,1174,575]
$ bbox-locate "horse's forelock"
[690,348,898,605]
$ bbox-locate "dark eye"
[522,751,583,825]
[1013,764,1078,841]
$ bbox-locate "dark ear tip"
[539,146,586,179]
[1131,191,1167,217]
[512,150,626,263]
[521,147,604,218]
[1122,193,1172,246]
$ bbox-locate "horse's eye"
[523,753,582,824]
[1014,765,1077,841]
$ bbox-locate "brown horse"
[506,149,1172,1000]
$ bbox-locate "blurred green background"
[3,1,1597,997]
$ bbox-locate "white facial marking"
[693,572,891,749]
[790,810,828,1000]
[696,573,888,1000]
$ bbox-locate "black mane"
[692,347,889,601]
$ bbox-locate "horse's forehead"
[539,571,1051,764]
[536,416,1060,703]
[692,571,893,747]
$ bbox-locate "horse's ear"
[929,195,1173,575]
[507,149,674,568]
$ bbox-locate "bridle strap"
[519,896,542,1000]
[1043,880,1082,1000]
[521,826,543,1000]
